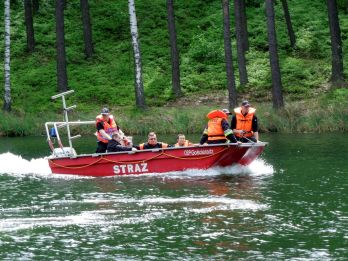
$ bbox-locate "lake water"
[0,134,347,260]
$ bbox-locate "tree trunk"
[239,0,249,52]
[234,0,248,85]
[80,0,94,59]
[3,0,11,112]
[281,0,296,48]
[327,0,345,86]
[32,0,39,14]
[55,0,68,92]
[222,0,237,109]
[167,0,181,97]
[24,0,35,52]
[128,0,146,109]
[265,0,284,109]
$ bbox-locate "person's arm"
[199,126,208,145]
[252,116,259,141]
[222,119,237,143]
[97,122,112,141]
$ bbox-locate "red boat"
[45,91,266,177]
[47,143,266,177]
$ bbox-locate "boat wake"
[0,152,51,176]
[0,152,273,178]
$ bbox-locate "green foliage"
[0,0,347,122]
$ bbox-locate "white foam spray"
[0,152,51,176]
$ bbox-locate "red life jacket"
[234,107,256,138]
[95,114,118,143]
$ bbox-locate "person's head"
[177,134,186,146]
[112,132,122,142]
[241,100,251,114]
[147,132,158,145]
[112,132,126,145]
[101,107,110,120]
[221,108,232,117]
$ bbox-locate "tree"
[128,0,146,109]
[281,0,296,48]
[24,0,35,52]
[80,0,94,59]
[32,0,39,14]
[239,0,249,52]
[222,0,237,109]
[265,0,284,109]
[327,0,345,86]
[55,0,68,92]
[3,0,11,112]
[234,0,248,85]
[167,0,181,97]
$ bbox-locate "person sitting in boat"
[107,132,137,152]
[95,107,128,153]
[174,134,193,147]
[136,132,170,150]
[231,100,259,143]
[199,109,238,145]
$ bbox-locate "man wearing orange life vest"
[174,134,193,147]
[231,100,259,143]
[95,107,124,153]
[199,109,238,145]
[136,132,170,150]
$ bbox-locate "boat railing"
[46,90,95,157]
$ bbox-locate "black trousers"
[236,137,257,143]
[96,141,108,153]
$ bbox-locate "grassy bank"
[1,92,347,137]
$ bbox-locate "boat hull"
[48,143,265,177]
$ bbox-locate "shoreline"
[1,99,347,137]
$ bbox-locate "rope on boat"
[48,147,229,169]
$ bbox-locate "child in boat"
[107,132,137,152]
[174,134,193,147]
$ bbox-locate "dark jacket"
[107,140,133,152]
[136,142,171,150]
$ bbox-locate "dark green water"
[0,134,347,260]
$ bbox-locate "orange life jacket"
[233,107,256,138]
[95,114,118,143]
[207,110,228,120]
[207,117,226,141]
[139,142,168,150]
[174,140,190,147]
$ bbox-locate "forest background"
[0,0,348,136]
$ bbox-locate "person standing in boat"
[95,107,126,153]
[174,134,193,147]
[107,132,137,152]
[199,109,238,145]
[136,132,170,150]
[231,100,259,143]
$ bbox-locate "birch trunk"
[3,0,11,112]
[128,0,146,108]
